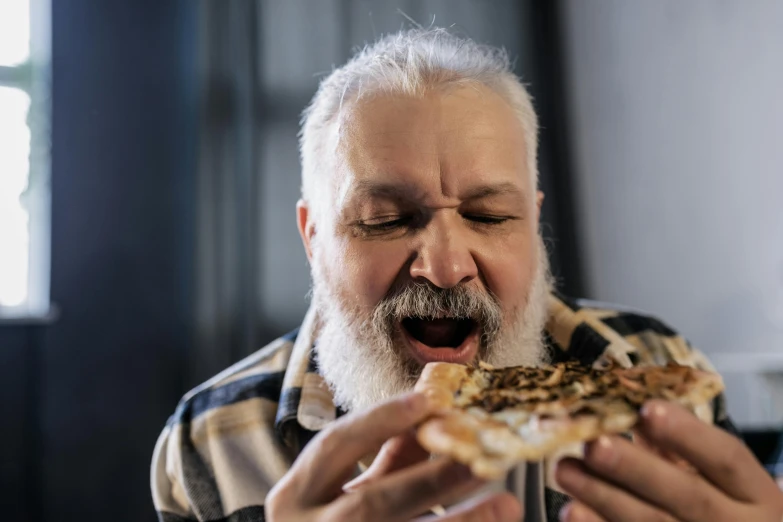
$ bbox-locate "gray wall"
[562,0,783,427]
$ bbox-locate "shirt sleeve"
[150,394,286,521]
[151,423,200,521]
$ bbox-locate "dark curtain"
[0,2,199,521]
[192,0,583,385]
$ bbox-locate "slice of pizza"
[414,360,724,479]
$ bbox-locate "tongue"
[406,318,463,348]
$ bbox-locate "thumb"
[343,429,430,491]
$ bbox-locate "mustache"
[371,281,503,339]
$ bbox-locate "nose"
[409,214,478,289]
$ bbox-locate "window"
[0,0,50,317]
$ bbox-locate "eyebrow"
[350,179,525,203]
[461,181,525,201]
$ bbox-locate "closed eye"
[356,215,414,233]
[463,214,510,225]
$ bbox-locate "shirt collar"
[546,291,635,367]
[274,304,338,446]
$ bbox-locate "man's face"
[300,84,551,411]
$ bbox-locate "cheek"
[325,237,409,311]
[477,229,538,314]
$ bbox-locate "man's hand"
[265,392,522,521]
[555,400,783,522]
[342,425,432,492]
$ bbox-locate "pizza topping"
[541,364,565,386]
[459,361,715,414]
[617,375,645,392]
[414,359,724,480]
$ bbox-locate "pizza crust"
[415,361,724,480]
[414,362,469,411]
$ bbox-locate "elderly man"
[151,29,783,522]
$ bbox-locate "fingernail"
[586,436,618,466]
[641,401,667,419]
[558,502,572,521]
[597,435,614,453]
[560,502,588,521]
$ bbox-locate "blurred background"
[0,0,781,520]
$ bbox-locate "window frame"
[0,0,52,320]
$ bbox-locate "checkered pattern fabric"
[151,292,736,522]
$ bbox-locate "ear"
[535,191,545,222]
[296,199,316,262]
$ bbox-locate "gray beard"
[312,236,554,413]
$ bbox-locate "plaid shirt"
[151,292,736,522]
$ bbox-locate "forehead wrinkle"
[343,177,528,213]
[351,179,428,203]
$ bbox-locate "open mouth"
[402,317,475,347]
[400,317,480,364]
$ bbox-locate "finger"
[556,458,677,522]
[580,435,731,521]
[558,501,606,522]
[331,459,484,521]
[416,492,522,522]
[343,429,430,491]
[631,428,696,472]
[640,400,777,502]
[292,392,437,500]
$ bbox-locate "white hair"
[299,28,539,218]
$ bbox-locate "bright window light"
[0,0,48,317]
[0,87,31,307]
[0,0,30,66]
